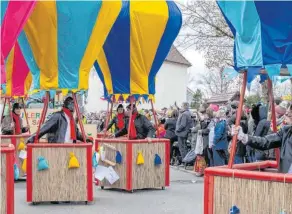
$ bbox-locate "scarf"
[63,107,76,141]
[12,113,21,134]
[117,113,125,130]
[129,113,137,139]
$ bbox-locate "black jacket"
[247,126,292,173]
[27,111,84,143]
[164,118,177,139]
[107,115,129,138]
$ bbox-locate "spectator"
[165,110,179,161]
[107,104,128,138]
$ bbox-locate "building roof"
[165,46,192,67]
[206,91,240,104]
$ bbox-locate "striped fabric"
[18,1,121,91]
[3,42,32,97]
[217,1,292,79]
[94,0,182,101]
[1,0,36,84]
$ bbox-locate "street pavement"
[14,167,203,214]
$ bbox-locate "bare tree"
[196,68,241,96]
[177,1,234,69]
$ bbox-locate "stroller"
[170,132,192,167]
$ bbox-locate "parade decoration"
[68,152,80,169]
[18,0,121,91]
[92,152,99,168]
[94,0,182,101]
[115,151,122,164]
[217,1,292,84]
[37,156,49,171]
[1,0,36,83]
[154,154,162,166]
[136,151,144,165]
[17,141,25,151]
[229,205,240,214]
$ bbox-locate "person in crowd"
[273,102,287,131]
[251,104,270,162]
[107,104,128,138]
[164,110,179,161]
[2,103,30,135]
[232,103,292,173]
[144,109,152,121]
[190,111,201,150]
[126,104,156,139]
[212,109,228,166]
[157,117,166,138]
[27,97,92,144]
[175,102,193,162]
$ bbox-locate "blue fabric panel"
[287,64,292,76]
[103,0,130,95]
[1,0,9,25]
[57,1,102,89]
[265,64,281,79]
[217,1,263,68]
[148,1,182,95]
[254,1,292,65]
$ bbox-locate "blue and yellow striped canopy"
[94,0,182,101]
[18,1,121,91]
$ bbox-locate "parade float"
[93,0,182,192]
[204,1,292,213]
[14,0,122,204]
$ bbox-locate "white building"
[85,46,192,112]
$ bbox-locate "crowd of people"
[2,96,292,176]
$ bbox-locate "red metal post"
[228,72,247,168]
[22,97,30,134]
[72,93,87,143]
[127,97,134,139]
[150,99,160,138]
[103,101,113,138]
[267,79,280,167]
[34,91,49,143]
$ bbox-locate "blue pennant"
[265,64,282,79]
[287,64,292,76]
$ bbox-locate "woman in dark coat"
[164,110,179,161]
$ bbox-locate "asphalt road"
[14,167,203,214]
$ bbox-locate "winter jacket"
[175,109,193,138]
[213,120,228,150]
[164,118,177,139]
[107,115,129,138]
[246,125,292,173]
[27,111,85,143]
[1,115,28,135]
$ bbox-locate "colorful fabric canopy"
[18,1,121,91]
[217,1,292,79]
[1,0,36,84]
[94,1,182,101]
[3,42,32,97]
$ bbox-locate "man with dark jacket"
[175,102,193,161]
[232,104,292,173]
[27,97,92,144]
[126,104,156,139]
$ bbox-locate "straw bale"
[0,138,11,145]
[32,147,87,202]
[132,143,165,190]
[99,142,127,189]
[213,176,292,214]
[1,154,6,214]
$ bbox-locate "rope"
[230,169,236,212]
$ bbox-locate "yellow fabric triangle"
[136,151,144,165]
[18,141,25,151]
[62,89,69,96]
[68,152,80,169]
[22,159,27,173]
[122,94,129,101]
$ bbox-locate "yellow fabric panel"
[24,73,32,95]
[96,49,113,95]
[130,1,168,95]
[5,46,15,96]
[23,1,58,90]
[79,0,122,90]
